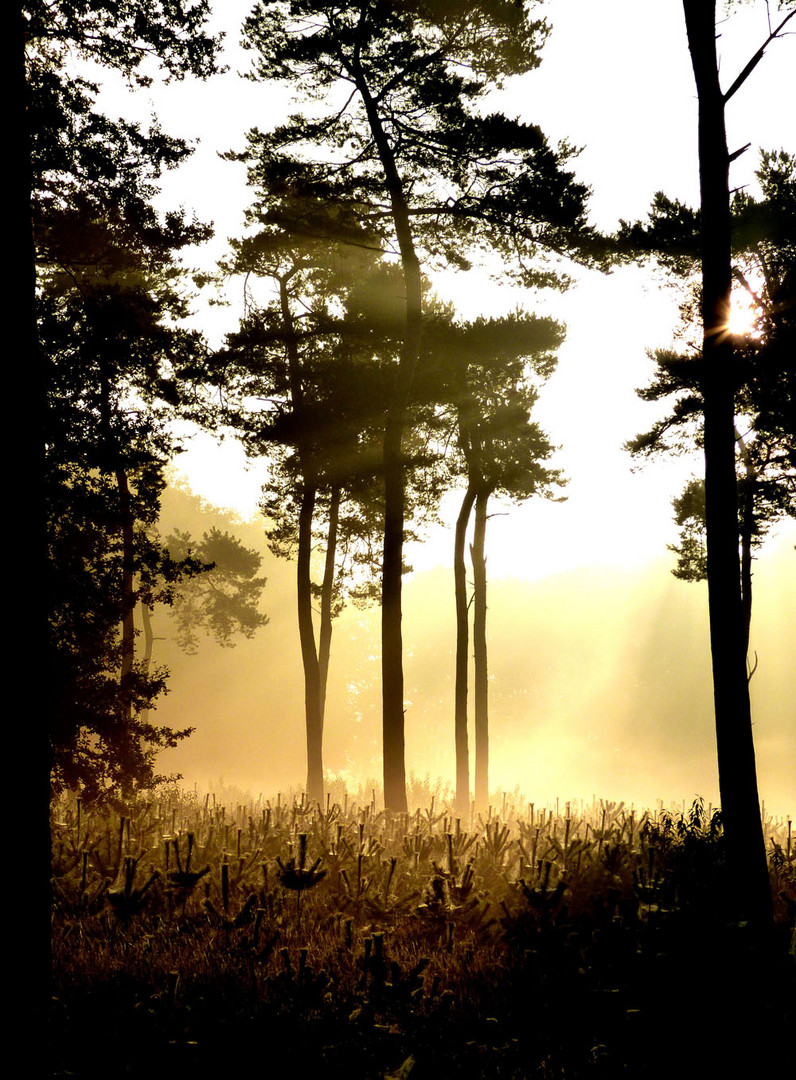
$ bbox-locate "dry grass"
[50,787,795,1079]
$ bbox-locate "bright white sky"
[84,1,796,807]
[96,0,796,579]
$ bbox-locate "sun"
[727,286,761,338]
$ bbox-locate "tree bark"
[471,487,491,814]
[116,467,136,708]
[297,483,324,805]
[454,483,477,816]
[682,0,771,928]
[735,437,755,660]
[280,276,324,805]
[318,483,341,722]
[17,0,53,1027]
[352,58,422,814]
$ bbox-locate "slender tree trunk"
[381,413,410,813]
[116,468,136,711]
[318,484,341,722]
[115,465,136,800]
[471,487,491,813]
[297,483,324,804]
[353,62,422,813]
[683,0,771,928]
[141,602,155,669]
[280,276,324,805]
[454,484,476,816]
[735,441,755,660]
[139,602,155,723]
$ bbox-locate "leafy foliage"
[29,0,221,800]
[623,151,796,587]
[235,0,601,286]
[165,528,268,653]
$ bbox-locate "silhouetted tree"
[237,0,600,811]
[25,1,221,799]
[164,528,269,654]
[42,200,215,801]
[622,2,794,928]
[432,316,566,813]
[624,152,795,683]
[217,205,448,803]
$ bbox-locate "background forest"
[22,0,794,934]
[23,3,796,1077]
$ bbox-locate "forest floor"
[49,789,795,1079]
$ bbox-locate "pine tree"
[237,0,600,810]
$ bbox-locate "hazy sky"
[92,2,795,810]
[131,0,795,573]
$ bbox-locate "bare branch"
[723,8,795,104]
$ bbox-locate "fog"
[153,485,795,817]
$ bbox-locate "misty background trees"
[26,1,794,935]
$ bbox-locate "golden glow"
[727,293,758,338]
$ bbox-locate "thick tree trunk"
[471,488,490,813]
[18,1,53,1034]
[683,0,771,929]
[454,484,477,816]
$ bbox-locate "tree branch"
[723,9,795,104]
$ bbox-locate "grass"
[50,788,795,1079]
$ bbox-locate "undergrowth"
[50,791,795,1079]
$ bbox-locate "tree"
[25,1,221,799]
[215,200,389,804]
[623,1,794,928]
[164,528,269,655]
[238,0,600,811]
[42,196,216,801]
[216,201,447,803]
[624,152,795,694]
[425,315,565,813]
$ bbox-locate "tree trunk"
[113,467,136,754]
[381,413,410,813]
[18,0,53,1027]
[454,484,476,816]
[736,444,754,660]
[318,484,341,722]
[682,0,771,929]
[280,276,324,805]
[297,483,324,805]
[353,63,422,814]
[139,602,155,723]
[471,487,490,814]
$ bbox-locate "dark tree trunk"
[318,484,341,722]
[115,465,136,800]
[381,412,410,813]
[116,467,136,715]
[280,277,324,805]
[297,483,324,805]
[16,2,53,1039]
[454,483,477,816]
[682,0,771,929]
[139,603,156,723]
[471,487,491,813]
[354,63,422,814]
[737,454,754,660]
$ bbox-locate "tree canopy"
[27,0,223,800]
